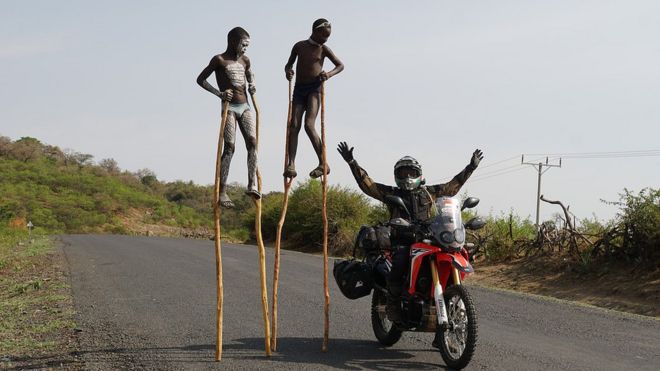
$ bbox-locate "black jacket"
[347,159,476,221]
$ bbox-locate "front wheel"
[371,290,402,346]
[437,285,477,369]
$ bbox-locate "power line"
[427,149,659,185]
[469,166,528,182]
[547,153,660,160]
[427,154,533,184]
[524,149,660,157]
[478,155,520,169]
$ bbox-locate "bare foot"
[283,165,297,178]
[218,193,235,209]
[309,164,330,179]
[245,189,262,200]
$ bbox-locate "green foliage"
[577,215,609,236]
[601,188,660,264]
[253,192,284,242]
[246,179,382,255]
[473,211,536,260]
[0,136,211,234]
[0,226,76,357]
[0,226,29,269]
[0,225,51,274]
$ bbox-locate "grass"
[0,227,78,364]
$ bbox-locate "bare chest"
[298,45,324,65]
[221,61,246,88]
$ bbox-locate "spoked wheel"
[437,285,477,369]
[371,290,402,346]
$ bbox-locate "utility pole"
[521,155,561,229]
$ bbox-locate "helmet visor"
[395,167,421,179]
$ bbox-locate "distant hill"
[0,135,385,253]
[0,136,244,237]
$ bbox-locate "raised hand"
[337,141,354,163]
[470,149,484,168]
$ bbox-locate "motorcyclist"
[337,141,483,323]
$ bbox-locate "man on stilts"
[197,27,272,359]
[271,18,344,352]
[284,18,344,179]
[197,27,261,207]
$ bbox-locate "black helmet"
[394,156,423,190]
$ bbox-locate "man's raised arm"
[337,141,387,202]
[429,149,484,197]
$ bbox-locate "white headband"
[314,21,331,29]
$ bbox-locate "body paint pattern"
[220,109,258,195]
[225,62,246,88]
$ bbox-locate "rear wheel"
[437,285,477,369]
[371,290,402,346]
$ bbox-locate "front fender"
[435,252,474,274]
[450,253,474,273]
[435,252,474,290]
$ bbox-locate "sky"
[1,0,659,222]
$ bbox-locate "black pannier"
[355,224,391,255]
[355,226,378,253]
[333,260,373,300]
[375,224,391,250]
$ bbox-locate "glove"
[337,141,354,163]
[470,149,484,169]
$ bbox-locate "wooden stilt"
[250,93,272,356]
[320,82,330,352]
[271,80,294,352]
[214,101,230,361]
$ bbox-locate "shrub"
[472,211,536,260]
[246,179,380,256]
[601,188,660,264]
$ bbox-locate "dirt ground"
[469,255,660,318]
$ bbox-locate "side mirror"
[384,195,411,219]
[462,197,480,210]
[465,217,486,230]
[389,218,411,228]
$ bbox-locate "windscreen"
[429,197,465,250]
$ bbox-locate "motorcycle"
[335,195,485,369]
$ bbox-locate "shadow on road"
[4,337,451,370]
[223,337,447,370]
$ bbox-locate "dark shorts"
[292,80,322,104]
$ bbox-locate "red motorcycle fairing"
[407,242,474,295]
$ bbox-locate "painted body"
[197,27,260,207]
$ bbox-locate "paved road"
[62,235,659,370]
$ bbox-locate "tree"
[136,168,159,189]
[99,158,120,174]
[0,136,12,157]
[11,137,42,162]
[63,149,93,167]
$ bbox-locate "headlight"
[454,229,465,243]
[440,231,453,244]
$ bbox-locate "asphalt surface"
[62,235,660,370]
